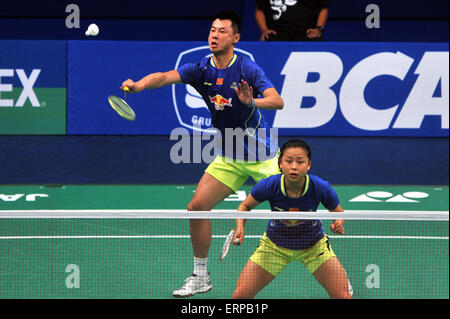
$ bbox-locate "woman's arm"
[329,204,345,235]
[234,194,261,245]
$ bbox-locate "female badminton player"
[231,139,353,299]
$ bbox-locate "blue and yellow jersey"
[250,173,340,250]
[177,54,277,161]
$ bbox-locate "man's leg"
[187,172,235,258]
[173,172,235,297]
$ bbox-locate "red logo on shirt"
[282,208,304,227]
[209,94,232,111]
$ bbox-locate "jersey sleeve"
[243,59,274,96]
[250,177,272,203]
[321,181,340,211]
[177,62,197,85]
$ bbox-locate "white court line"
[0,235,448,240]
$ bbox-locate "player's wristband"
[247,98,255,108]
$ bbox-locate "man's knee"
[187,200,211,211]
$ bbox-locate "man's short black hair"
[214,10,242,34]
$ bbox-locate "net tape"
[0,209,448,220]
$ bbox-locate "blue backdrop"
[0,135,448,185]
[0,39,448,185]
[67,41,449,137]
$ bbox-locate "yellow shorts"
[205,153,280,192]
[250,234,336,276]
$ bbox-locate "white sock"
[193,257,208,277]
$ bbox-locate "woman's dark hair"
[278,139,312,166]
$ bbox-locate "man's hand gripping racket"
[108,86,136,121]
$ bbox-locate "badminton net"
[0,210,448,299]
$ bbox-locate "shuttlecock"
[85,23,99,36]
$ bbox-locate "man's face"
[208,19,240,53]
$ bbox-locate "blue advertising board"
[67,41,449,136]
[0,40,66,134]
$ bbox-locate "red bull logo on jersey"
[273,207,305,227]
[209,94,232,111]
[172,46,256,133]
[282,208,304,226]
[281,220,303,227]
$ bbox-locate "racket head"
[220,228,236,260]
[107,94,136,121]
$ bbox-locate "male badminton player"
[231,139,353,299]
[121,10,284,297]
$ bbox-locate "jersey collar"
[210,54,237,69]
[280,174,310,197]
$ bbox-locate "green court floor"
[0,184,448,299]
